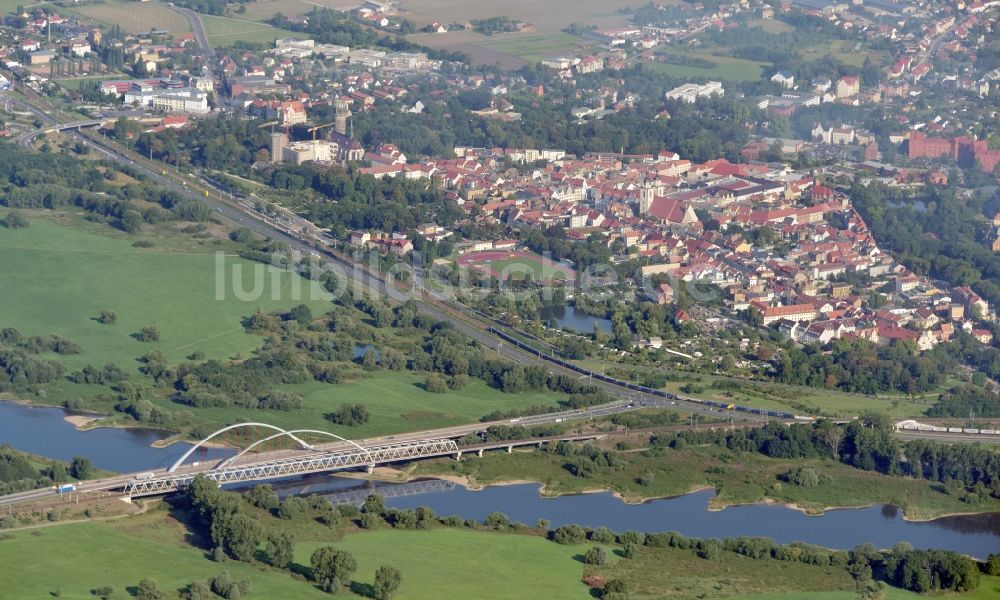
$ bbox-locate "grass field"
[0,519,332,599]
[298,529,598,600]
[4,510,996,600]
[72,1,192,35]
[648,52,769,82]
[201,14,298,46]
[0,209,330,373]
[412,444,1000,520]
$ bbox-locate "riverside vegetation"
[416,413,1000,519]
[1,476,997,599]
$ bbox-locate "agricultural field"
[238,0,363,22]
[401,0,650,66]
[71,1,192,35]
[474,31,591,63]
[200,15,298,46]
[407,31,538,69]
[398,0,650,35]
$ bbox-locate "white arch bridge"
[123,422,460,498]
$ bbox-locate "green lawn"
[297,528,597,600]
[201,15,298,46]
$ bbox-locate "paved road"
[166,4,215,61]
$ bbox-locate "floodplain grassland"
[145,374,565,439]
[0,208,566,435]
[0,209,328,373]
[2,506,997,600]
[573,360,939,419]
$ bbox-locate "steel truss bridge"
[124,437,459,498]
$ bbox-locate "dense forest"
[775,338,952,395]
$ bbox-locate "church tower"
[333,97,351,136]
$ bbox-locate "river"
[2,400,999,557]
[265,475,1000,559]
[539,305,612,335]
[0,400,232,472]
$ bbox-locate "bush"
[590,527,616,544]
[602,579,629,600]
[552,524,587,544]
[3,211,29,229]
[584,546,607,565]
[326,403,370,427]
[135,326,160,342]
[783,466,821,487]
[425,373,448,393]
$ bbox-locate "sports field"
[457,250,575,282]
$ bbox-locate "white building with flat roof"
[665,81,724,103]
